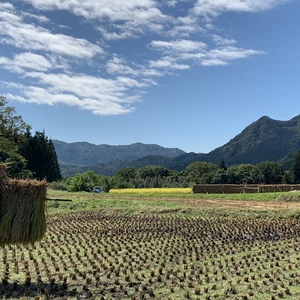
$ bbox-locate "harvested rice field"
[1,190,300,299]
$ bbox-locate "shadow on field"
[0,280,93,299]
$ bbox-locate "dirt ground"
[182,198,300,210]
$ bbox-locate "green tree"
[137,166,169,179]
[227,164,255,184]
[219,158,227,170]
[22,131,61,182]
[254,161,283,184]
[185,162,218,184]
[282,171,293,184]
[291,151,300,183]
[101,176,115,192]
[67,171,103,192]
[67,173,87,192]
[199,170,219,184]
[0,96,31,176]
[113,167,136,189]
[211,169,228,184]
[116,167,136,181]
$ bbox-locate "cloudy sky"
[1,0,299,153]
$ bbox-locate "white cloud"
[150,39,207,53]
[97,27,136,41]
[0,9,103,59]
[0,3,14,10]
[23,72,145,96]
[25,0,162,22]
[4,70,144,115]
[7,87,132,115]
[25,0,171,40]
[149,39,206,70]
[188,46,265,66]
[166,14,204,38]
[165,0,179,6]
[193,0,286,19]
[0,52,52,73]
[22,11,50,23]
[0,0,280,116]
[106,57,136,76]
[212,34,237,45]
[201,58,228,66]
[107,56,164,78]
[149,43,264,69]
[205,46,265,62]
[16,52,52,71]
[6,66,153,115]
[149,57,190,70]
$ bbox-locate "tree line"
[54,155,300,192]
[0,96,61,181]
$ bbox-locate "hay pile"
[0,164,47,246]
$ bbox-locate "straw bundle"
[0,165,47,246]
[0,164,7,191]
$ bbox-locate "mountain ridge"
[53,114,300,177]
[53,140,186,166]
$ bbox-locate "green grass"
[46,189,300,220]
[49,189,300,201]
[46,189,189,215]
[104,190,300,201]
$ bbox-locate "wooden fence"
[192,184,300,194]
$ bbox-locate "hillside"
[203,115,300,165]
[55,115,300,177]
[53,141,185,165]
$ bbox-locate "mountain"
[59,159,131,177]
[55,115,300,177]
[202,115,300,165]
[53,141,185,165]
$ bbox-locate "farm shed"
[0,164,47,246]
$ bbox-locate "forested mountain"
[53,141,185,165]
[203,115,300,165]
[55,115,300,177]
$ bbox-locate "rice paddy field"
[1,188,300,299]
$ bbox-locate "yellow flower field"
[109,187,193,194]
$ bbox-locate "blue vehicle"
[93,186,104,193]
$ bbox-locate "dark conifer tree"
[219,158,227,170]
[23,131,62,182]
[291,151,300,183]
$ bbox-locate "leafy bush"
[48,178,68,190]
[67,171,105,192]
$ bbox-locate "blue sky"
[1,0,299,153]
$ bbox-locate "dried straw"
[0,164,7,192]
[0,165,47,246]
